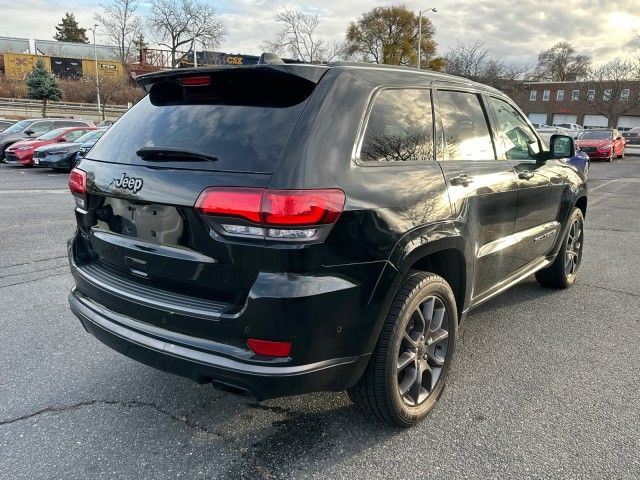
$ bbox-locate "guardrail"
[0,97,129,119]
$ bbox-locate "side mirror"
[24,129,34,136]
[550,134,575,159]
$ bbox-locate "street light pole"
[89,25,102,120]
[417,8,437,69]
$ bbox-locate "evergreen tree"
[54,13,89,43]
[26,60,63,117]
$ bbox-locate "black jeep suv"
[67,60,587,427]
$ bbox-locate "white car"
[553,123,584,139]
[536,126,571,147]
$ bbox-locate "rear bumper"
[69,288,369,399]
[67,233,384,399]
[35,154,74,169]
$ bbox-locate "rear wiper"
[136,147,218,162]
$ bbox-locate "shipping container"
[51,57,83,78]
[3,53,51,79]
[81,59,124,78]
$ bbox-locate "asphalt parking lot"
[1,156,639,479]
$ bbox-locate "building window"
[572,90,579,101]
[587,89,595,101]
[556,90,564,101]
[604,89,612,101]
[621,89,630,101]
[542,90,550,101]
[529,90,537,101]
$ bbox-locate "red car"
[4,126,95,166]
[576,128,626,162]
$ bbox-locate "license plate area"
[95,197,184,247]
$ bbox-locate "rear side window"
[360,89,434,163]
[437,91,495,161]
[87,73,315,173]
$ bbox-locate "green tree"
[346,5,443,70]
[26,60,63,117]
[54,12,89,43]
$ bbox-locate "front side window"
[542,90,550,101]
[529,90,537,101]
[489,97,540,161]
[437,90,495,161]
[30,121,52,135]
[360,89,434,163]
[572,90,580,101]
[556,90,564,101]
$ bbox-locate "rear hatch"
[74,65,327,307]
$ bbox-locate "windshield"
[3,120,31,134]
[36,128,68,141]
[76,129,106,143]
[580,130,611,140]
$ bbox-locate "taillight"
[195,187,345,240]
[69,168,87,209]
[247,338,292,358]
[263,190,344,226]
[178,76,210,86]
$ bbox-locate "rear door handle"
[450,174,473,186]
[518,171,535,180]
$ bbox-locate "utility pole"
[89,25,102,120]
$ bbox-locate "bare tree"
[583,59,640,127]
[261,7,344,62]
[95,0,142,68]
[533,41,591,81]
[444,41,528,87]
[149,0,225,67]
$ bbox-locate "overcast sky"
[1,0,639,67]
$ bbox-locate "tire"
[348,271,458,427]
[536,208,584,289]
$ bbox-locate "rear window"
[87,76,314,173]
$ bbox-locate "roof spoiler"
[136,61,328,93]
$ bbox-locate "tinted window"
[490,97,540,160]
[438,91,495,161]
[360,89,434,163]
[88,94,309,173]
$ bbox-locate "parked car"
[4,127,95,166]
[576,128,625,161]
[622,126,640,145]
[0,118,94,160]
[536,126,570,146]
[67,60,587,427]
[34,128,108,171]
[566,149,590,178]
[0,119,16,132]
[531,123,548,129]
[97,120,115,128]
[554,123,584,139]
